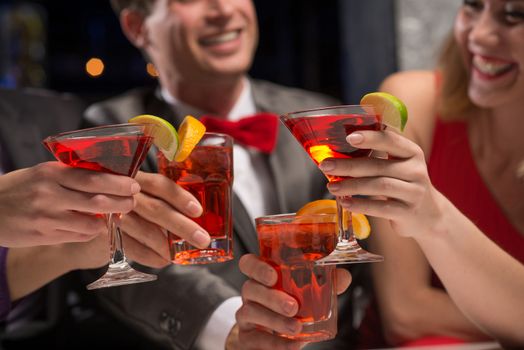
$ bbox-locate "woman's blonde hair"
[436,32,476,119]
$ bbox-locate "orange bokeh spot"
[146,63,159,77]
[86,58,104,77]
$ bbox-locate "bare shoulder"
[380,71,437,156]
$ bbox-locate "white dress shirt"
[162,80,278,350]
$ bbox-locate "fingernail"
[282,300,297,316]
[319,160,335,171]
[327,182,341,192]
[263,268,276,286]
[191,230,210,248]
[130,182,141,194]
[286,320,301,334]
[347,132,364,145]
[186,201,202,217]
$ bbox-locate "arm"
[372,72,488,343]
[321,71,490,344]
[319,72,524,346]
[5,227,177,316]
[1,163,177,316]
[414,211,524,347]
[369,219,489,343]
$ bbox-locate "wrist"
[7,245,72,301]
[416,190,452,242]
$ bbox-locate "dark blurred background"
[0,0,398,105]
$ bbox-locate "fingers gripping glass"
[43,123,158,289]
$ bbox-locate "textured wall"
[397,0,461,70]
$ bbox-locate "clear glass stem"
[336,196,352,245]
[86,213,157,290]
[108,213,126,265]
[315,195,384,265]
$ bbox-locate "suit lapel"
[251,80,319,214]
[231,192,259,254]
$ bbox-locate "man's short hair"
[110,0,154,15]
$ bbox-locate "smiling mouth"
[200,30,241,46]
[472,55,516,77]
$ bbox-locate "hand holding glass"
[43,123,157,289]
[256,213,338,342]
[157,132,234,265]
[281,105,384,265]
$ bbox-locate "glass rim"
[255,212,337,225]
[280,104,376,120]
[201,132,234,140]
[43,122,157,142]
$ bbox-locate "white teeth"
[473,56,513,75]
[201,31,239,45]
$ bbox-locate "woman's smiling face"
[454,0,524,108]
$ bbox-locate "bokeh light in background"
[146,63,159,78]
[85,57,105,77]
[0,2,47,88]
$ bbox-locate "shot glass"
[158,133,234,265]
[256,213,338,342]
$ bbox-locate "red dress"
[357,117,524,348]
[428,118,524,263]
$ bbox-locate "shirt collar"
[160,78,256,121]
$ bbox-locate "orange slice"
[174,115,206,162]
[297,199,371,240]
[297,199,337,215]
[352,212,371,240]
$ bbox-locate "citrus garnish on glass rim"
[360,92,408,132]
[174,115,206,162]
[297,199,371,240]
[128,114,206,162]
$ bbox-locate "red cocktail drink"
[158,133,234,265]
[283,114,381,181]
[45,135,152,176]
[256,213,338,342]
[43,123,158,290]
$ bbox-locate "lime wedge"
[174,115,206,162]
[360,92,408,132]
[128,114,179,161]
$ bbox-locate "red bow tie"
[199,113,279,154]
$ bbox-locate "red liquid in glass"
[158,145,233,241]
[257,221,336,323]
[283,114,381,181]
[45,135,153,176]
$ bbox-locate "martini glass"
[43,123,158,289]
[281,105,384,265]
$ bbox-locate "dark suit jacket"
[0,88,84,171]
[0,89,243,349]
[83,80,361,349]
[0,83,362,349]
